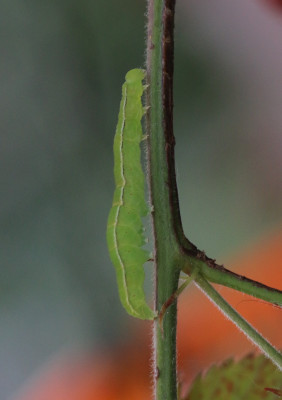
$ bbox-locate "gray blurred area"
[0,0,281,398]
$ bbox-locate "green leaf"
[184,353,282,400]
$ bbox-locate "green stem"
[146,1,181,399]
[195,274,282,370]
[145,0,282,397]
[159,276,194,329]
[182,254,282,306]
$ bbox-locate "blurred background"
[1,0,282,398]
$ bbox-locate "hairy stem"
[195,274,282,370]
[146,0,181,399]
[146,0,281,397]
[183,255,282,306]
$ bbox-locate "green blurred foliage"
[185,354,281,399]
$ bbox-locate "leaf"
[183,353,282,400]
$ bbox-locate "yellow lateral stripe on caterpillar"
[106,69,156,320]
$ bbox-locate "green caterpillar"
[106,69,156,320]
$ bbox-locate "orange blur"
[14,228,282,400]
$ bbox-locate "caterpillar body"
[106,69,156,320]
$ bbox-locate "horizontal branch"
[182,249,282,306]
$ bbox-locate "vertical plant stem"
[145,1,282,397]
[146,0,183,399]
